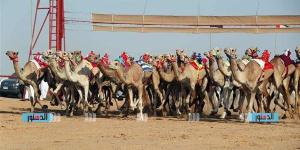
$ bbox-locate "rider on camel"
[279,49,296,76]
[33,52,48,68]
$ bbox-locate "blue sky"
[1,0,300,74]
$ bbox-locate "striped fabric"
[136,60,153,72]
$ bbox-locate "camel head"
[57,51,70,61]
[152,56,164,69]
[203,51,210,58]
[224,48,237,59]
[71,50,82,63]
[175,49,188,63]
[42,50,56,61]
[6,51,19,62]
[167,54,177,63]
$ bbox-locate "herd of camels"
[5,46,300,121]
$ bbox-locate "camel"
[42,51,79,115]
[96,54,125,114]
[212,48,248,119]
[60,51,93,112]
[293,47,300,116]
[109,59,145,119]
[269,50,296,118]
[138,56,165,112]
[151,55,183,115]
[204,49,235,118]
[224,48,264,118]
[6,51,47,112]
[167,52,207,114]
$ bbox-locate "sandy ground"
[0,97,300,150]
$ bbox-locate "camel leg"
[220,87,229,119]
[233,88,241,112]
[128,88,136,110]
[83,84,92,112]
[53,83,65,109]
[137,85,144,120]
[210,86,219,115]
[67,87,75,116]
[294,73,300,117]
[26,86,35,112]
[155,85,164,110]
[31,83,43,108]
[282,77,293,118]
[77,88,83,110]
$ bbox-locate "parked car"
[0,78,23,98]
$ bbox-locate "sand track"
[0,97,300,150]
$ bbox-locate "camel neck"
[216,56,231,77]
[64,60,77,82]
[115,65,130,85]
[12,61,26,81]
[49,59,66,80]
[208,58,216,77]
[171,62,180,79]
[228,57,245,84]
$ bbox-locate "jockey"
[101,53,110,67]
[121,51,131,68]
[260,50,273,70]
[142,53,151,63]
[85,50,98,68]
[190,52,204,70]
[279,49,295,76]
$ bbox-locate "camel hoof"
[130,105,136,111]
[226,110,232,116]
[239,113,245,121]
[210,111,218,116]
[156,105,163,111]
[220,112,226,119]
[233,108,239,112]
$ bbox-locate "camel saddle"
[30,59,48,69]
[136,60,153,72]
[279,54,295,77]
[190,60,204,71]
[252,59,273,71]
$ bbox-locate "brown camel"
[204,49,236,118]
[224,48,263,118]
[152,56,183,115]
[6,51,46,112]
[96,56,125,114]
[60,52,93,112]
[269,52,296,118]
[110,59,146,120]
[42,51,78,115]
[168,53,207,114]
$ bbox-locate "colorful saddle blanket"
[136,60,153,72]
[279,54,295,67]
[252,59,273,70]
[190,60,204,70]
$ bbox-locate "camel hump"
[29,59,41,69]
